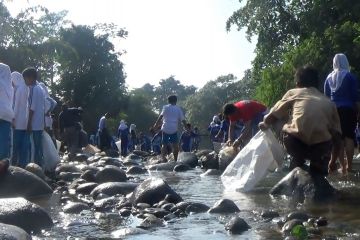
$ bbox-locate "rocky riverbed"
[1,149,360,240]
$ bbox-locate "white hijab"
[0,63,14,122]
[130,124,136,132]
[11,71,25,89]
[327,53,350,92]
[210,115,220,128]
[12,71,29,130]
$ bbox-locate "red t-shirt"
[229,100,267,123]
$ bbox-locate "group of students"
[218,53,358,177]
[0,64,57,174]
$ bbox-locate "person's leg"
[161,133,169,161]
[345,137,355,172]
[0,120,11,160]
[32,131,44,167]
[170,133,180,161]
[12,130,20,166]
[283,133,307,170]
[308,141,332,176]
[15,130,31,168]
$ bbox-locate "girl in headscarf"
[0,63,14,174]
[117,120,129,156]
[324,53,359,174]
[11,71,30,168]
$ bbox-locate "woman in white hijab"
[324,53,359,174]
[117,120,129,156]
[11,71,30,167]
[0,63,14,174]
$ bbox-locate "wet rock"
[136,203,151,209]
[200,169,221,176]
[94,196,120,211]
[0,223,31,240]
[138,215,164,229]
[73,154,88,162]
[148,162,177,171]
[0,167,52,199]
[132,150,149,157]
[199,151,219,170]
[147,156,165,165]
[126,154,143,161]
[130,178,182,206]
[164,194,182,204]
[225,216,251,234]
[281,219,303,234]
[55,164,80,175]
[91,182,138,198]
[164,213,177,221]
[126,166,147,175]
[195,149,213,158]
[25,163,46,180]
[261,210,280,219]
[177,152,198,168]
[286,211,310,222]
[307,227,322,235]
[80,170,96,182]
[58,172,81,182]
[105,149,119,158]
[76,182,98,195]
[185,202,210,214]
[161,203,175,211]
[315,217,328,227]
[119,208,132,217]
[270,167,337,202]
[63,202,90,214]
[143,208,169,218]
[95,166,127,183]
[112,227,148,237]
[0,197,53,233]
[173,164,191,172]
[208,199,240,214]
[218,147,237,171]
[175,201,191,211]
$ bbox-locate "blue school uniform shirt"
[324,72,359,108]
[180,131,196,152]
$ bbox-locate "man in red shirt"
[223,100,267,149]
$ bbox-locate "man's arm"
[227,121,236,144]
[153,115,163,129]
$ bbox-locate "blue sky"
[7,0,256,89]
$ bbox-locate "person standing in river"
[98,112,112,151]
[260,66,342,176]
[153,95,187,161]
[0,63,13,174]
[223,100,267,150]
[324,53,359,175]
[23,67,46,167]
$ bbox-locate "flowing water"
[33,162,360,240]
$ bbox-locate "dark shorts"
[283,133,332,176]
[337,107,357,140]
[162,132,178,145]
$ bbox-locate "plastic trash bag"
[221,130,285,192]
[115,140,122,152]
[42,132,60,171]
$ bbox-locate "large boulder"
[225,216,251,234]
[0,198,53,233]
[218,147,237,171]
[0,167,52,199]
[95,166,127,183]
[270,167,337,202]
[0,223,31,240]
[25,163,46,180]
[177,152,198,168]
[63,202,90,214]
[130,178,182,206]
[90,182,138,198]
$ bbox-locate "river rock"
[112,227,148,237]
[286,211,310,222]
[148,162,177,171]
[218,147,237,171]
[0,166,52,199]
[147,156,166,165]
[225,216,251,234]
[261,210,280,219]
[270,167,336,202]
[138,215,164,229]
[199,151,219,169]
[195,149,214,158]
[80,170,97,182]
[72,153,88,162]
[200,169,221,176]
[58,172,81,182]
[55,164,80,175]
[132,150,149,157]
[0,197,53,233]
[177,152,198,168]
[281,219,303,234]
[185,202,210,214]
[76,182,98,195]
[208,199,240,214]
[94,196,120,211]
[173,164,191,172]
[95,166,127,183]
[91,182,138,198]
[25,163,46,180]
[63,202,90,214]
[0,223,31,240]
[130,178,182,206]
[126,166,147,175]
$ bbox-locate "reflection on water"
[34,167,360,240]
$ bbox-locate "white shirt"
[161,104,185,134]
[28,83,45,131]
[13,84,29,130]
[0,64,14,122]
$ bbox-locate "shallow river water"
[33,162,360,240]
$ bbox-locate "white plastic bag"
[221,130,285,192]
[115,140,122,152]
[42,132,60,171]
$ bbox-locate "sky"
[7,0,256,89]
